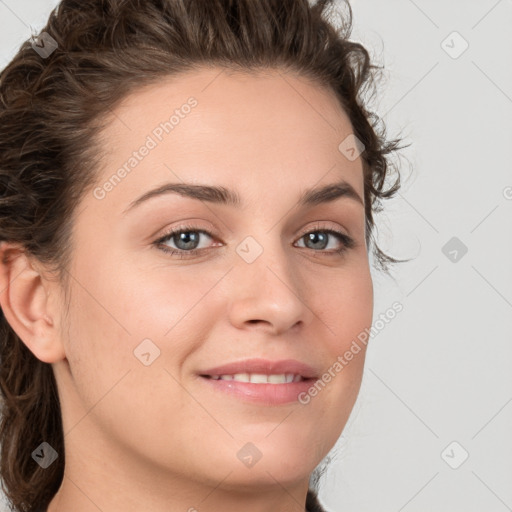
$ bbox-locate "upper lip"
[199,358,318,379]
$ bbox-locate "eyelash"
[153,223,355,259]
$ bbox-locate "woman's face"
[50,67,373,504]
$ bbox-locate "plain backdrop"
[0,1,511,511]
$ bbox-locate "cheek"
[315,262,374,351]
[61,256,216,411]
[305,265,372,439]
[61,283,136,410]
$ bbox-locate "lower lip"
[199,376,315,405]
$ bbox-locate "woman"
[0,0,405,510]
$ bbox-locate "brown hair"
[0,0,407,510]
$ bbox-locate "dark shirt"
[307,489,327,511]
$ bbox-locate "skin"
[0,67,373,512]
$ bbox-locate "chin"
[218,457,315,492]
[226,435,323,488]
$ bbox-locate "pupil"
[176,232,199,250]
[307,232,327,250]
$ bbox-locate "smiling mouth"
[200,373,311,384]
[198,366,318,405]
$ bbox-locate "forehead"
[90,66,364,213]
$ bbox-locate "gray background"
[0,0,511,511]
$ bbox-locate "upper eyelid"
[155,226,215,243]
[153,224,356,260]
[155,223,351,246]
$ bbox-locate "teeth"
[268,374,287,384]
[210,373,303,384]
[250,373,269,383]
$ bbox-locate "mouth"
[198,357,318,380]
[196,359,319,405]
[198,373,316,405]
[200,373,309,384]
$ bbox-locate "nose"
[226,237,315,335]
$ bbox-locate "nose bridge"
[227,230,313,332]
[236,231,296,289]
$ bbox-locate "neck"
[46,434,312,512]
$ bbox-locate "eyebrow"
[123,178,364,214]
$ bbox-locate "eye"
[154,224,217,259]
[153,223,355,259]
[295,226,355,255]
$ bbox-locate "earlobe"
[0,242,65,363]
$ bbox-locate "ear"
[0,242,66,363]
